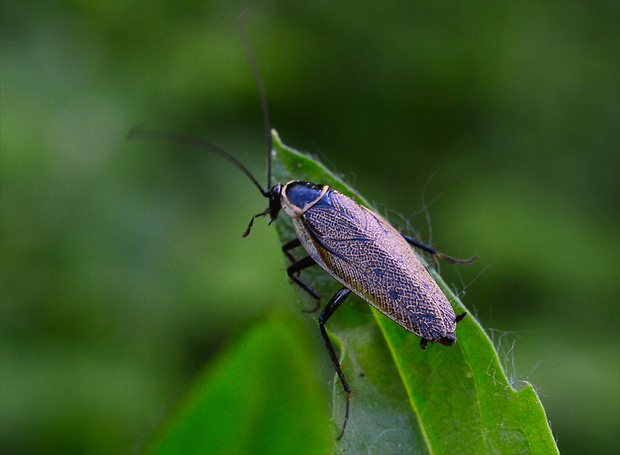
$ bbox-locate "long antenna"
[238,10,273,190]
[126,128,267,196]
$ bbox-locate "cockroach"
[128,13,477,440]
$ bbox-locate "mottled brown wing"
[299,189,456,342]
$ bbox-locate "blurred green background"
[2,1,618,454]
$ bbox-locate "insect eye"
[271,184,282,197]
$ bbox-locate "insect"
[128,14,477,440]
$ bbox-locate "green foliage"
[146,312,332,455]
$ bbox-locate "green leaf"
[145,311,332,455]
[271,129,559,454]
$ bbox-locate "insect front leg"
[282,238,322,311]
[281,238,302,263]
[286,255,321,312]
[319,287,352,440]
[400,233,478,264]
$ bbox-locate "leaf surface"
[271,130,559,454]
[146,312,332,455]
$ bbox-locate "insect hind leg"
[319,287,352,440]
[400,233,478,264]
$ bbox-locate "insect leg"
[400,233,478,264]
[455,312,467,324]
[286,255,321,312]
[281,238,302,262]
[319,287,352,440]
